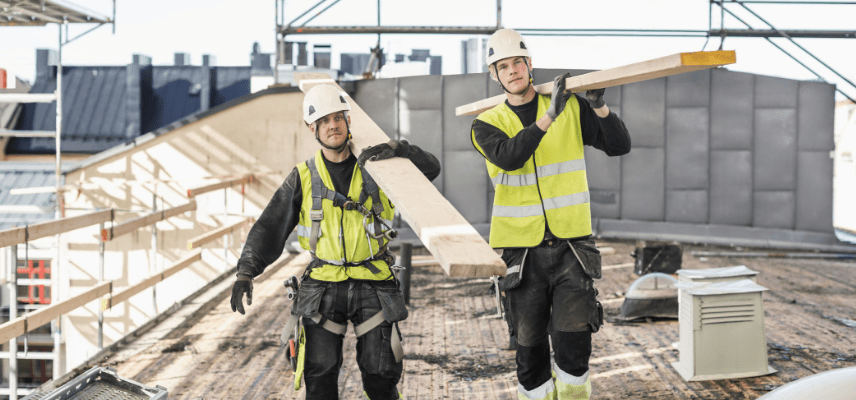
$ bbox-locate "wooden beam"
[26,282,112,330]
[187,174,255,198]
[102,201,196,241]
[455,50,736,116]
[187,218,253,250]
[0,209,113,248]
[104,249,202,310]
[0,281,111,344]
[295,73,506,278]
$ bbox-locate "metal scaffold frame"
[273,0,855,100]
[0,1,114,398]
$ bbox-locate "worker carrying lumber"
[471,29,631,400]
[230,84,441,399]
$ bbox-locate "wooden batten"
[187,174,255,198]
[102,201,196,241]
[295,73,506,278]
[0,209,114,248]
[455,50,736,116]
[187,218,253,250]
[104,249,203,310]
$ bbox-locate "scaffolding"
[273,0,855,101]
[0,1,114,398]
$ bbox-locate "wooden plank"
[26,281,112,329]
[295,73,506,278]
[0,209,113,248]
[187,218,252,250]
[105,249,202,310]
[103,201,196,241]
[455,50,736,116]
[187,174,255,198]
[0,319,26,346]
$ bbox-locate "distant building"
[5,49,254,158]
[461,38,488,74]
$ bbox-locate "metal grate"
[65,381,149,400]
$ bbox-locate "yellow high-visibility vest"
[296,151,396,281]
[472,94,591,248]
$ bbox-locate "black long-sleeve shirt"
[471,93,631,240]
[471,93,631,171]
[237,143,441,278]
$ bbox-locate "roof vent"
[671,276,776,381]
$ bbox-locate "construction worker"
[471,29,631,400]
[231,84,440,399]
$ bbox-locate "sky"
[1,0,855,101]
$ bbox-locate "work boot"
[517,379,557,400]
[552,362,592,400]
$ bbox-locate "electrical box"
[671,279,776,381]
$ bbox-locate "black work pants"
[302,280,402,400]
[505,239,597,391]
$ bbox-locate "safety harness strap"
[353,310,404,363]
[360,167,386,252]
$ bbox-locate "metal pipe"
[9,244,18,400]
[734,1,856,91]
[53,21,63,381]
[693,251,856,259]
[719,6,856,104]
[151,194,157,316]
[285,0,327,28]
[281,25,497,35]
[98,221,104,350]
[496,0,501,28]
[709,29,856,38]
[400,242,411,305]
[298,0,344,27]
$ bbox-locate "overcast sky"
[1,0,854,100]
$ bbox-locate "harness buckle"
[309,210,323,221]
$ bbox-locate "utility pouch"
[374,283,408,323]
[498,248,529,292]
[569,239,602,280]
[292,282,326,318]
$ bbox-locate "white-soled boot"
[518,378,557,400]
[552,361,592,400]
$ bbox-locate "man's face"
[494,56,531,94]
[311,111,350,148]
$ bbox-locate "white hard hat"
[486,29,530,66]
[302,84,351,125]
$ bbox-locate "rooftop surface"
[59,240,856,399]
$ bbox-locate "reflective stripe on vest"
[473,94,592,248]
[295,151,396,281]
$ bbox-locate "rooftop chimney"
[35,49,58,81]
[174,53,191,66]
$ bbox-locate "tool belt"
[280,278,406,365]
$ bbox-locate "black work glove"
[585,88,606,109]
[231,275,253,315]
[358,140,407,167]
[545,72,572,120]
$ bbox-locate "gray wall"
[352,68,839,247]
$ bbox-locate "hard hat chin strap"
[493,61,534,96]
[314,112,352,154]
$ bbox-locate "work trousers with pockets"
[505,239,597,391]
[302,279,402,400]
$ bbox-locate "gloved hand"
[545,72,572,120]
[358,140,406,167]
[585,88,606,109]
[231,275,253,315]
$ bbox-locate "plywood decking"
[87,240,856,399]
